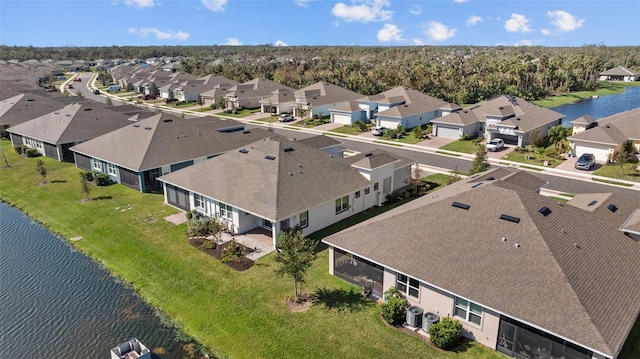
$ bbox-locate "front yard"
[0,140,505,359]
[594,163,640,183]
[500,149,564,168]
[439,139,480,154]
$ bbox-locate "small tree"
[353,119,367,132]
[470,144,489,174]
[274,226,316,302]
[528,128,543,147]
[406,164,424,193]
[80,172,92,200]
[1,147,11,168]
[105,96,113,106]
[615,148,629,176]
[380,287,409,325]
[448,166,462,184]
[428,316,463,350]
[149,81,158,96]
[168,90,175,102]
[197,94,203,108]
[36,159,47,184]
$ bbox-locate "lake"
[0,202,194,358]
[554,86,640,127]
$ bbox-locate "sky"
[1,0,639,47]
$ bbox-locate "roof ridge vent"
[451,201,470,210]
[538,206,552,216]
[500,214,520,223]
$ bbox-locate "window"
[355,191,361,198]
[365,187,370,195]
[396,273,419,298]
[299,211,308,228]
[219,203,233,220]
[107,163,117,176]
[93,159,101,171]
[335,195,349,214]
[454,297,483,325]
[194,194,205,209]
[24,137,33,147]
[374,182,379,191]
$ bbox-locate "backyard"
[0,140,507,359]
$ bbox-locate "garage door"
[332,113,352,125]
[436,126,460,139]
[573,144,611,163]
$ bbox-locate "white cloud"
[505,13,532,33]
[453,0,468,3]
[274,40,288,46]
[124,0,154,9]
[409,4,421,15]
[127,27,190,41]
[466,15,482,26]
[514,39,533,46]
[294,0,310,7]
[377,24,404,42]
[201,0,227,12]
[331,0,392,23]
[425,21,456,42]
[541,28,551,35]
[223,37,242,46]
[412,38,424,46]
[547,10,584,32]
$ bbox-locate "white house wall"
[378,110,440,130]
[393,166,411,191]
[571,142,613,163]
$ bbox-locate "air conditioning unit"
[406,305,423,327]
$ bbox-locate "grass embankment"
[533,81,640,108]
[0,140,502,359]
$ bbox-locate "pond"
[554,86,640,127]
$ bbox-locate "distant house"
[272,81,363,119]
[70,115,272,193]
[431,95,564,147]
[598,66,639,82]
[329,86,457,129]
[7,103,135,162]
[157,136,414,248]
[225,78,295,109]
[323,168,640,359]
[568,107,640,162]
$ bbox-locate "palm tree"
[547,125,571,155]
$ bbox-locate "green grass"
[592,178,635,187]
[559,193,575,198]
[373,140,403,147]
[549,196,570,203]
[219,108,261,118]
[593,163,640,183]
[328,126,364,135]
[254,116,279,123]
[380,133,425,145]
[533,81,640,108]
[323,132,347,138]
[620,314,640,359]
[439,140,479,154]
[435,150,462,157]
[0,140,611,359]
[501,150,564,168]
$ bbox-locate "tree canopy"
[274,226,316,301]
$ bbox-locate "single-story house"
[8,102,135,162]
[568,107,640,162]
[225,78,295,110]
[323,168,640,359]
[598,66,639,82]
[70,115,272,193]
[330,86,458,129]
[259,88,296,115]
[285,81,363,119]
[157,136,414,248]
[200,82,239,108]
[431,95,564,147]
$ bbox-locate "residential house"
[330,86,457,129]
[296,135,346,158]
[568,107,640,162]
[259,88,296,115]
[225,78,295,109]
[70,115,272,193]
[173,74,237,103]
[431,95,564,147]
[598,66,639,82]
[323,168,640,359]
[285,81,363,119]
[200,82,239,108]
[7,102,135,162]
[157,136,414,248]
[570,115,597,135]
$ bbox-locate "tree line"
[2,45,638,104]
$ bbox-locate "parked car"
[486,138,504,151]
[142,94,156,100]
[278,113,294,122]
[575,153,596,170]
[371,126,387,136]
[93,89,100,95]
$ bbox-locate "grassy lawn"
[501,150,564,168]
[254,116,279,123]
[533,81,640,108]
[373,140,403,147]
[220,108,261,118]
[439,140,480,154]
[328,126,364,136]
[379,133,425,145]
[163,101,198,108]
[0,140,509,359]
[593,163,640,183]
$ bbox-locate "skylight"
[538,206,552,217]
[607,204,618,212]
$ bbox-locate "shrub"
[14,145,27,155]
[81,171,94,181]
[201,239,216,250]
[353,120,367,132]
[25,148,41,157]
[428,316,463,350]
[187,217,211,237]
[94,173,112,186]
[460,133,474,141]
[380,287,408,325]
[185,209,199,220]
[221,240,244,263]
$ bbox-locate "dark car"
[93,89,100,95]
[575,153,596,170]
[143,94,156,100]
[165,98,178,103]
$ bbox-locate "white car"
[371,126,387,136]
[278,114,294,122]
[486,138,504,151]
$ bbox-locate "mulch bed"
[378,314,469,352]
[188,237,255,271]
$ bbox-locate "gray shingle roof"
[158,136,371,221]
[599,66,639,76]
[571,115,597,125]
[344,149,413,171]
[296,135,341,149]
[324,170,640,358]
[293,82,363,107]
[568,108,640,145]
[70,115,272,172]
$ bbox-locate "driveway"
[487,145,516,159]
[553,156,602,174]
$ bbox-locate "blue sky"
[1,0,639,47]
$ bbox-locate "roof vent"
[500,214,521,223]
[54,112,59,114]
[133,124,140,127]
[239,148,249,154]
[501,237,507,242]
[289,172,293,176]
[298,170,303,174]
[144,126,152,130]
[83,108,92,111]
[163,118,173,122]
[451,202,470,210]
[486,176,495,180]
[66,114,71,116]
[243,130,251,134]
[514,243,520,248]
[607,204,618,212]
[27,99,35,102]
[471,182,483,188]
[588,200,598,206]
[364,153,373,157]
[538,206,552,216]
[283,147,294,153]
[265,155,276,160]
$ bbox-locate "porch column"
[272,222,281,250]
